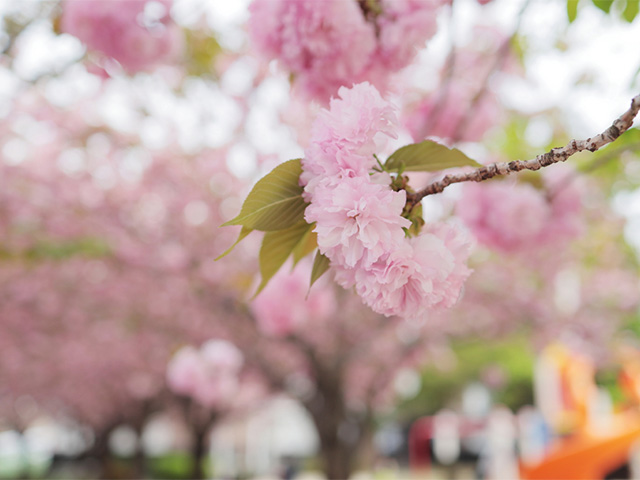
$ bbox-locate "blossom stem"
[406,93,640,204]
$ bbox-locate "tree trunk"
[319,439,354,480]
[190,425,208,480]
[132,433,146,478]
[93,427,115,480]
[302,356,376,479]
[306,388,362,479]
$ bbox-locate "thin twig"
[406,93,640,205]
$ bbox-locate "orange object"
[519,412,640,480]
[537,343,597,433]
[617,344,640,405]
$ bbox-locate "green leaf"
[292,226,317,266]
[404,202,425,238]
[623,0,639,21]
[309,251,330,290]
[384,140,482,173]
[222,159,308,231]
[592,0,613,13]
[215,226,253,261]
[255,222,313,296]
[567,0,579,22]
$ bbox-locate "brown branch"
[406,93,640,204]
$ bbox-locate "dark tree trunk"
[132,425,146,479]
[305,369,372,480]
[318,437,354,480]
[190,426,208,480]
[93,427,116,480]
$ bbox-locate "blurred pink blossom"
[248,0,376,102]
[61,0,182,73]
[458,167,584,254]
[404,87,500,143]
[166,340,244,409]
[375,0,442,71]
[401,28,516,143]
[248,0,446,103]
[251,261,337,337]
[166,346,205,397]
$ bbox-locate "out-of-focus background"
[2,0,640,479]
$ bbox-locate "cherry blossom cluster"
[166,340,244,409]
[457,167,584,254]
[302,82,473,321]
[248,0,448,102]
[61,0,182,73]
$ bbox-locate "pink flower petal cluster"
[166,340,243,408]
[300,82,398,194]
[375,0,442,71]
[457,168,584,253]
[251,260,337,337]
[61,0,182,73]
[248,0,446,103]
[307,177,410,268]
[303,83,473,321]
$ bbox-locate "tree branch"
[406,93,640,204]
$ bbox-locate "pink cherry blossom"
[302,82,473,320]
[200,339,243,372]
[193,340,243,408]
[457,169,584,254]
[250,260,337,337]
[166,346,206,397]
[375,0,443,71]
[248,0,447,102]
[61,0,182,73]
[316,82,399,154]
[354,224,472,319]
[248,0,377,102]
[305,177,410,268]
[458,181,550,253]
[166,340,245,409]
[428,222,476,308]
[300,82,398,195]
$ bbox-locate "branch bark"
[406,93,640,204]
